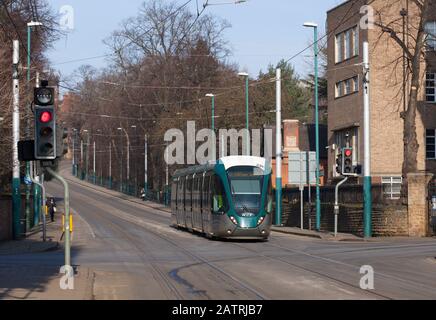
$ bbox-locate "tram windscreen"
[227,166,264,216]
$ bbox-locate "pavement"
[271,226,365,241]
[0,195,96,300]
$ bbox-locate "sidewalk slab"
[0,218,62,256]
[0,265,94,300]
[271,226,365,242]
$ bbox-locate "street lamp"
[303,21,321,232]
[131,125,138,195]
[72,128,77,176]
[118,128,130,193]
[238,72,250,155]
[206,94,216,161]
[26,20,43,230]
[83,130,90,181]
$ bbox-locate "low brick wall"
[0,195,13,241]
[280,185,408,237]
[284,202,408,237]
[0,193,35,241]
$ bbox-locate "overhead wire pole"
[275,68,282,226]
[12,40,21,239]
[27,21,43,230]
[144,135,148,198]
[363,42,372,238]
[304,22,321,231]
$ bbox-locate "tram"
[171,156,273,240]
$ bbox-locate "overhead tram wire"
[52,0,195,68]
[59,0,361,119]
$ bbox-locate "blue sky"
[48,0,344,80]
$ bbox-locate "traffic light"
[342,147,354,176]
[34,86,56,160]
[56,125,69,158]
[335,151,343,175]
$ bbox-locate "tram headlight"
[257,216,265,226]
[230,216,238,225]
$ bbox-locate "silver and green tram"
[171,156,273,240]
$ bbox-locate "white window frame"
[426,129,436,160]
[353,26,359,56]
[345,29,352,60]
[426,72,436,103]
[335,33,343,63]
[382,177,403,200]
[335,76,359,98]
[335,82,343,98]
[353,76,359,92]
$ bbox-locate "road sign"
[288,152,317,186]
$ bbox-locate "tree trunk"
[401,1,428,200]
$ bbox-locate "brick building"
[326,0,436,199]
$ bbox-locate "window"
[335,76,359,98]
[335,33,343,63]
[426,72,436,103]
[212,175,228,214]
[344,78,352,95]
[335,26,359,63]
[426,129,436,159]
[353,27,359,56]
[382,177,403,200]
[227,166,265,216]
[336,82,344,98]
[353,75,359,92]
[425,21,436,50]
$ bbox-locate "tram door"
[185,175,193,230]
[177,177,185,227]
[202,174,211,234]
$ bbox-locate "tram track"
[63,177,269,300]
[57,170,436,300]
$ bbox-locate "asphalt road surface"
[13,167,436,300]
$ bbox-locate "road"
[4,166,436,300]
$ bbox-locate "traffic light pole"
[12,40,22,239]
[334,177,348,237]
[363,42,372,238]
[30,174,46,242]
[46,167,71,267]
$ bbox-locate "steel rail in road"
[64,175,269,300]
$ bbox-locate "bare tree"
[373,0,431,196]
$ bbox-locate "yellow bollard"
[45,205,48,216]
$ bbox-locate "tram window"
[203,175,210,210]
[212,175,228,214]
[193,176,199,209]
[265,179,273,214]
[227,166,264,215]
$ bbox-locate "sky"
[47,0,345,81]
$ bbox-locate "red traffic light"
[344,149,352,157]
[40,111,52,123]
